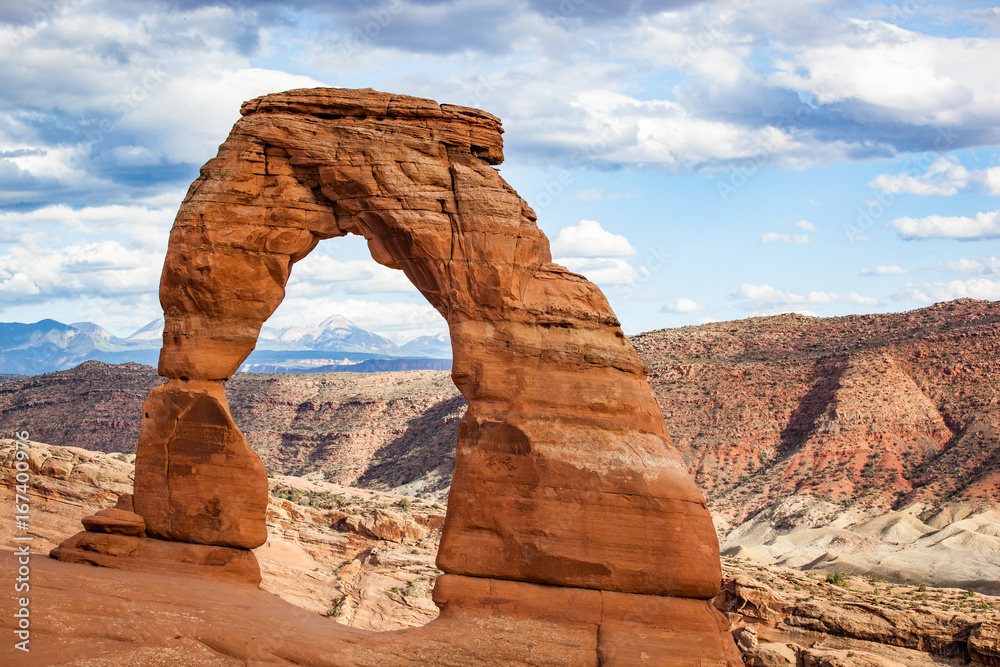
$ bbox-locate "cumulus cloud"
[548,220,639,284]
[766,21,1000,136]
[0,1,324,207]
[941,256,1000,275]
[730,283,878,312]
[869,156,979,196]
[551,219,636,257]
[760,232,809,244]
[661,297,702,313]
[0,240,163,304]
[893,278,1000,304]
[555,257,637,285]
[861,265,908,276]
[892,211,1000,240]
[286,255,416,295]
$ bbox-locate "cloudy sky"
[1,0,999,343]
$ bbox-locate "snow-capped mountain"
[259,315,400,354]
[0,316,450,375]
[398,332,451,358]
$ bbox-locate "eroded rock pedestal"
[53,87,739,664]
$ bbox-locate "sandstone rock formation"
[49,87,737,663]
[716,559,1000,666]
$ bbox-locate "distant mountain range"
[0,317,451,375]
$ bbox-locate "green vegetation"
[825,572,849,589]
[271,484,351,509]
[326,594,348,618]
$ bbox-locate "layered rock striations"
[631,298,1000,522]
[50,88,737,664]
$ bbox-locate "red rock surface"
[6,441,999,665]
[133,379,269,548]
[50,531,262,585]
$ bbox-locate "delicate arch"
[122,88,738,663]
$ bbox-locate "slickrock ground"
[4,440,999,664]
[0,440,445,632]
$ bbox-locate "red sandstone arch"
[67,88,740,664]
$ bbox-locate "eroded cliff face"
[632,298,1000,522]
[54,87,737,664]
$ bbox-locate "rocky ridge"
[632,298,1000,520]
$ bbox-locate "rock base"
[3,554,741,666]
[432,574,742,665]
[49,499,261,586]
[50,532,262,586]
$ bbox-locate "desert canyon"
[0,88,998,666]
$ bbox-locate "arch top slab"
[149,87,722,600]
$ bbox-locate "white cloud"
[731,283,878,311]
[0,203,174,251]
[760,232,809,244]
[869,156,973,196]
[767,21,1000,128]
[851,235,872,242]
[661,297,702,313]
[0,240,163,303]
[861,265,908,276]
[0,2,325,194]
[554,257,636,285]
[286,255,416,296]
[894,278,1000,303]
[892,210,1000,240]
[795,220,818,232]
[551,219,636,257]
[941,256,1000,275]
[986,167,1000,197]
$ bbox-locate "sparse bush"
[825,572,849,589]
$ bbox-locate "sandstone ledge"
[50,532,262,586]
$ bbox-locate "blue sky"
[0,0,998,343]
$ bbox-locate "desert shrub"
[825,572,849,589]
